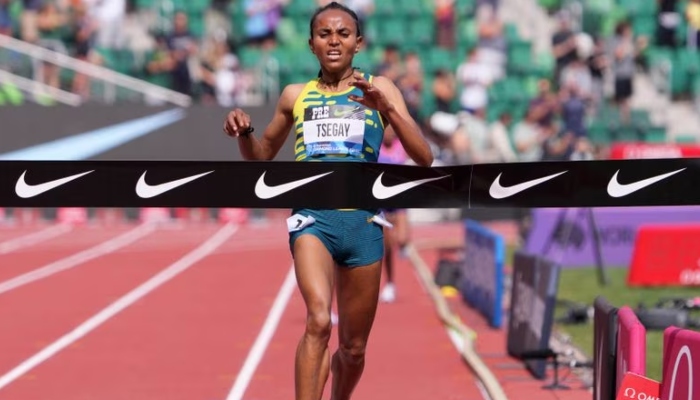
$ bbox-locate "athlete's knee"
[338,338,367,365]
[305,311,332,340]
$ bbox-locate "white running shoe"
[331,311,338,326]
[379,283,396,303]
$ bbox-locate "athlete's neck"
[318,67,355,91]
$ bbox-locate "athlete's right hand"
[223,108,253,138]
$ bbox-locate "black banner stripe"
[0,158,698,209]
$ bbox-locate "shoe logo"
[372,172,450,200]
[15,170,94,199]
[255,171,333,199]
[489,171,567,199]
[136,170,214,199]
[607,168,685,198]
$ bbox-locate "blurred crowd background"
[1,0,700,166]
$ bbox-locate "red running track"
[0,220,484,400]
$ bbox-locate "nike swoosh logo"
[136,170,214,198]
[15,170,94,198]
[333,106,361,118]
[489,171,567,199]
[255,171,333,199]
[607,168,686,198]
[372,172,450,200]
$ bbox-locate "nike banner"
[0,158,699,208]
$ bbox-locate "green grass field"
[553,267,700,381]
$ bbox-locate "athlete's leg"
[330,260,382,400]
[292,234,336,400]
[394,210,410,249]
[380,213,398,303]
[382,223,395,284]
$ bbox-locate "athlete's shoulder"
[279,82,309,111]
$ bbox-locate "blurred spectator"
[36,1,71,89]
[560,56,593,100]
[456,47,495,114]
[166,11,197,96]
[71,1,101,98]
[513,107,545,162]
[528,78,559,136]
[244,0,284,47]
[657,0,679,48]
[551,11,578,88]
[686,0,700,49]
[375,44,403,83]
[570,137,595,160]
[21,0,42,43]
[84,0,125,49]
[611,21,646,123]
[559,82,588,140]
[396,51,423,122]
[432,68,456,113]
[199,33,242,106]
[0,0,11,36]
[344,0,374,38]
[435,0,455,48]
[488,111,518,162]
[450,109,491,164]
[475,3,506,79]
[541,126,574,161]
[145,32,175,90]
[587,36,609,110]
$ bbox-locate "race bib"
[303,105,366,157]
[287,214,316,233]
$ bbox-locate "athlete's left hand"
[348,72,393,114]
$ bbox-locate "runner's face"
[309,10,362,73]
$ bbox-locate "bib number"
[303,105,366,157]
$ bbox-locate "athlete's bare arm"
[224,83,304,161]
[350,74,433,167]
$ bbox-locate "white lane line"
[0,224,73,255]
[0,223,156,296]
[0,222,238,391]
[226,263,297,400]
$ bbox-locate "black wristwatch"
[240,126,254,138]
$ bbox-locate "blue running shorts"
[288,208,385,268]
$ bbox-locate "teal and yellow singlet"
[292,72,385,163]
[287,71,387,268]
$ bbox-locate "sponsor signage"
[610,143,700,160]
[628,224,700,286]
[525,207,700,268]
[460,219,505,328]
[506,252,561,379]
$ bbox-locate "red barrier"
[610,143,700,159]
[661,327,700,400]
[628,224,700,286]
[616,307,647,395]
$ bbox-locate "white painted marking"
[0,223,156,295]
[0,222,238,391]
[226,263,297,400]
[0,224,73,254]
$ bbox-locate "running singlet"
[292,72,385,162]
